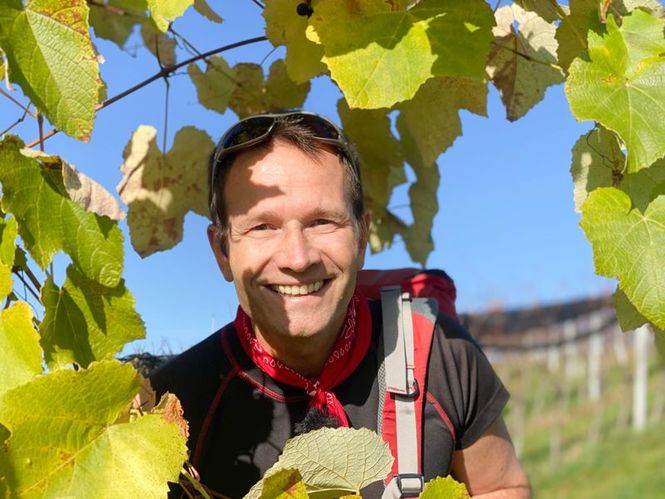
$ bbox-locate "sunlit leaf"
[421,475,470,498]
[0,0,103,140]
[619,158,665,211]
[566,10,665,172]
[264,0,326,83]
[338,100,404,211]
[89,0,148,49]
[0,302,42,398]
[40,265,145,369]
[117,125,213,256]
[250,427,393,498]
[556,0,601,72]
[0,361,187,498]
[0,215,17,300]
[581,188,665,328]
[141,21,177,67]
[487,4,564,121]
[570,127,624,213]
[147,0,193,32]
[307,0,436,109]
[398,76,485,169]
[0,137,124,287]
[260,468,308,499]
[0,49,6,81]
[188,56,236,114]
[193,0,222,23]
[514,0,564,22]
[613,287,664,333]
[229,60,310,119]
[610,0,664,18]
[409,0,495,79]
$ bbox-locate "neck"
[254,328,339,378]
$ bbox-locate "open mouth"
[269,280,326,296]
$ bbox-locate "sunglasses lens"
[299,114,341,140]
[221,117,275,149]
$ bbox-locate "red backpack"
[357,268,458,498]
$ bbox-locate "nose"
[275,225,321,272]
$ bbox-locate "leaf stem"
[0,87,36,118]
[26,36,268,148]
[37,113,45,152]
[248,0,265,8]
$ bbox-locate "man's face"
[208,139,368,349]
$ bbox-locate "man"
[151,111,530,498]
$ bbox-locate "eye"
[310,219,334,227]
[251,223,274,231]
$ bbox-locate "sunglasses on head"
[210,111,355,189]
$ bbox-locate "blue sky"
[0,2,612,353]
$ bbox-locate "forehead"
[222,139,350,215]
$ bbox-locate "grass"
[494,346,665,498]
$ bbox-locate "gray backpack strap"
[380,287,424,498]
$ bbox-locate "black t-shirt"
[151,300,508,498]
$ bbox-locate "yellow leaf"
[117,125,214,257]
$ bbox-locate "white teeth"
[273,281,323,296]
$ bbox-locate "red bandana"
[233,289,371,427]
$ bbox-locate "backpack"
[356,268,458,498]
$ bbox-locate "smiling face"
[208,139,369,366]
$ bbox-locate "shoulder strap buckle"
[395,473,425,497]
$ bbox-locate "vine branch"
[26,36,268,148]
[491,41,563,71]
[0,87,36,118]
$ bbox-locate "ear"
[207,224,233,282]
[357,210,371,270]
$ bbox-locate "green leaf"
[619,157,665,211]
[61,160,125,221]
[409,0,495,79]
[487,4,564,121]
[556,0,601,72]
[229,60,310,119]
[147,0,193,32]
[0,361,187,498]
[40,265,145,369]
[117,125,213,256]
[263,0,326,83]
[570,127,624,213]
[610,0,665,18]
[0,137,124,287]
[397,76,484,170]
[0,0,103,140]
[570,127,665,212]
[614,287,660,332]
[307,0,437,109]
[404,160,440,265]
[565,10,665,172]
[580,188,665,329]
[0,49,5,81]
[0,302,42,398]
[141,21,177,67]
[260,468,308,499]
[0,215,17,300]
[193,0,222,23]
[338,99,404,208]
[188,56,236,114]
[254,427,393,497]
[514,0,564,23]
[89,0,148,49]
[421,475,470,498]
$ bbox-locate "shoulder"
[150,324,236,400]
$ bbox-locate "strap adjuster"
[395,473,424,497]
